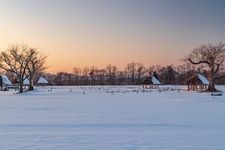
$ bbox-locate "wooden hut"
[20,78,30,90]
[143,76,161,89]
[0,75,12,91]
[37,77,49,86]
[23,78,30,86]
[186,74,209,91]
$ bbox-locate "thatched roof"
[143,76,161,85]
[23,78,30,85]
[186,74,209,85]
[0,75,12,85]
[37,77,48,84]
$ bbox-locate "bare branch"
[188,58,210,65]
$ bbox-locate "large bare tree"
[0,44,32,93]
[187,42,225,92]
[0,44,47,93]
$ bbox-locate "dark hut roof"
[186,74,209,85]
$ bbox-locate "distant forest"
[16,62,224,86]
[39,42,225,89]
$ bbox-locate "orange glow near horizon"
[0,31,205,74]
[1,1,225,74]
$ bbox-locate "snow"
[197,74,209,85]
[0,85,225,149]
[37,77,48,84]
[23,78,30,85]
[152,76,161,84]
[0,75,12,85]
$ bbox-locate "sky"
[1,0,225,73]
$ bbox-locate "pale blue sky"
[1,0,225,72]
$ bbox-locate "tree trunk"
[207,82,216,92]
[28,76,34,91]
[207,67,217,92]
[207,76,217,92]
[19,82,23,93]
[28,80,34,91]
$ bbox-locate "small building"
[0,75,12,91]
[143,76,161,89]
[186,74,209,91]
[23,78,30,86]
[37,77,49,86]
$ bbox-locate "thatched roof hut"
[0,75,12,91]
[23,78,30,86]
[186,74,209,91]
[143,76,161,89]
[37,77,49,86]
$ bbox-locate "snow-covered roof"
[197,74,209,85]
[151,76,161,84]
[23,78,30,85]
[0,75,12,85]
[37,77,48,84]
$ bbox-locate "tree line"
[1,42,225,92]
[44,42,225,92]
[42,61,224,87]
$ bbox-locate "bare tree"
[73,67,81,85]
[0,44,32,93]
[187,42,225,91]
[125,62,136,84]
[159,65,177,84]
[26,48,48,91]
[82,67,90,85]
[125,62,147,84]
[148,65,162,76]
[96,69,106,85]
[106,64,117,85]
[89,66,97,85]
[136,63,147,84]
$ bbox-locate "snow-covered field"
[0,85,225,150]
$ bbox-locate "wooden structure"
[37,77,49,86]
[23,78,30,86]
[186,74,209,91]
[143,76,161,89]
[0,75,12,91]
